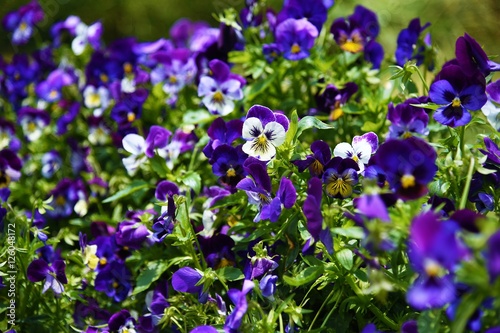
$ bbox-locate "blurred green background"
[1,0,500,66]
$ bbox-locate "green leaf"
[283,266,324,287]
[450,292,486,333]
[182,109,214,125]
[245,72,277,100]
[133,261,169,295]
[410,103,440,111]
[102,180,150,203]
[428,179,451,197]
[217,267,244,282]
[285,110,299,144]
[181,171,202,194]
[296,116,333,138]
[336,249,353,270]
[331,226,365,239]
[417,310,441,333]
[150,155,169,178]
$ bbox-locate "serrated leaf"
[181,171,201,194]
[336,249,353,270]
[296,116,333,138]
[283,266,324,287]
[103,181,150,203]
[217,267,244,282]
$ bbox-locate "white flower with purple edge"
[333,132,378,172]
[242,105,289,161]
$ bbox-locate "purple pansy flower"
[2,0,44,45]
[371,137,437,200]
[322,157,359,199]
[275,18,318,61]
[0,149,22,202]
[354,193,391,222]
[18,107,50,142]
[203,117,243,159]
[0,118,21,151]
[406,212,469,310]
[313,82,358,121]
[210,144,248,191]
[225,280,255,333]
[47,178,88,218]
[482,79,500,131]
[429,64,487,127]
[293,140,332,177]
[41,150,62,179]
[262,43,282,63]
[486,231,500,284]
[199,233,236,269]
[333,132,378,172]
[395,18,432,68]
[387,97,430,139]
[51,16,103,55]
[237,158,296,222]
[303,177,323,242]
[108,309,137,333]
[242,105,289,161]
[27,259,67,295]
[73,297,110,328]
[145,125,172,158]
[115,220,152,250]
[83,85,111,116]
[95,260,132,302]
[455,33,500,77]
[35,68,75,103]
[197,59,244,116]
[260,275,278,298]
[171,266,208,303]
[277,0,327,33]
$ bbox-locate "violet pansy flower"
[0,149,22,202]
[429,64,487,127]
[482,79,500,131]
[171,266,208,303]
[406,212,469,310]
[395,18,432,68]
[313,82,358,121]
[107,310,137,333]
[18,107,50,142]
[27,258,67,295]
[486,231,500,284]
[35,69,74,103]
[41,150,62,179]
[94,261,133,302]
[210,144,248,191]
[292,140,332,177]
[387,97,430,139]
[277,0,327,34]
[242,105,289,161]
[2,0,44,45]
[333,132,378,172]
[322,157,359,199]
[455,33,500,77]
[225,280,255,333]
[203,117,243,159]
[372,137,437,201]
[198,59,244,116]
[51,16,103,55]
[275,18,318,61]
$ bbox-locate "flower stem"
[459,156,475,210]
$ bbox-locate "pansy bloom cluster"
[1,1,500,333]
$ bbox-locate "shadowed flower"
[292,140,332,177]
[210,144,248,191]
[18,107,50,142]
[107,309,137,333]
[322,157,359,199]
[455,33,500,77]
[387,97,430,139]
[95,261,132,302]
[395,18,432,68]
[202,117,243,159]
[225,280,255,333]
[371,137,437,200]
[429,64,487,127]
[242,105,289,161]
[27,258,67,295]
[486,231,500,284]
[313,82,358,121]
[171,267,208,303]
[35,68,75,103]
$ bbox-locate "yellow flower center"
[0,171,11,188]
[226,167,236,177]
[27,121,37,133]
[56,195,66,206]
[291,43,301,54]
[215,257,235,269]
[100,73,109,83]
[227,215,238,227]
[401,174,415,188]
[19,22,28,32]
[451,97,461,108]
[402,131,413,139]
[311,159,324,175]
[258,193,272,204]
[123,62,133,74]
[424,260,442,277]
[99,257,107,266]
[352,155,359,163]
[113,281,119,289]
[127,112,136,123]
[169,75,178,84]
[49,90,58,99]
[212,91,224,103]
[88,93,100,106]
[326,174,354,198]
[330,108,344,121]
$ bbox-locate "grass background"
[1,0,500,68]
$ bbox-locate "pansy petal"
[333,142,354,159]
[277,177,297,208]
[242,117,263,140]
[247,105,275,127]
[354,132,378,153]
[263,121,286,147]
[460,84,487,111]
[429,80,456,105]
[27,259,49,282]
[122,134,146,155]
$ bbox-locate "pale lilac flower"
[333,132,378,172]
[121,134,147,176]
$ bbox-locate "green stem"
[415,66,429,95]
[346,276,399,331]
[308,288,336,331]
[459,157,475,210]
[183,200,206,271]
[320,288,343,328]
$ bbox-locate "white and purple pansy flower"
[333,131,378,172]
[242,105,289,161]
[121,133,147,176]
[198,59,245,116]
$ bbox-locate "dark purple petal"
[303,178,323,240]
[155,180,179,201]
[27,259,49,282]
[190,326,219,333]
[52,260,68,284]
[247,105,275,128]
[277,177,297,209]
[145,126,171,158]
[487,231,500,283]
[354,194,389,221]
[259,275,278,297]
[108,309,131,331]
[429,80,456,105]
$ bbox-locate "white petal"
[218,99,235,116]
[333,142,354,159]
[72,35,87,55]
[258,143,276,161]
[198,76,218,97]
[122,134,145,155]
[242,117,263,140]
[354,140,372,164]
[263,121,286,147]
